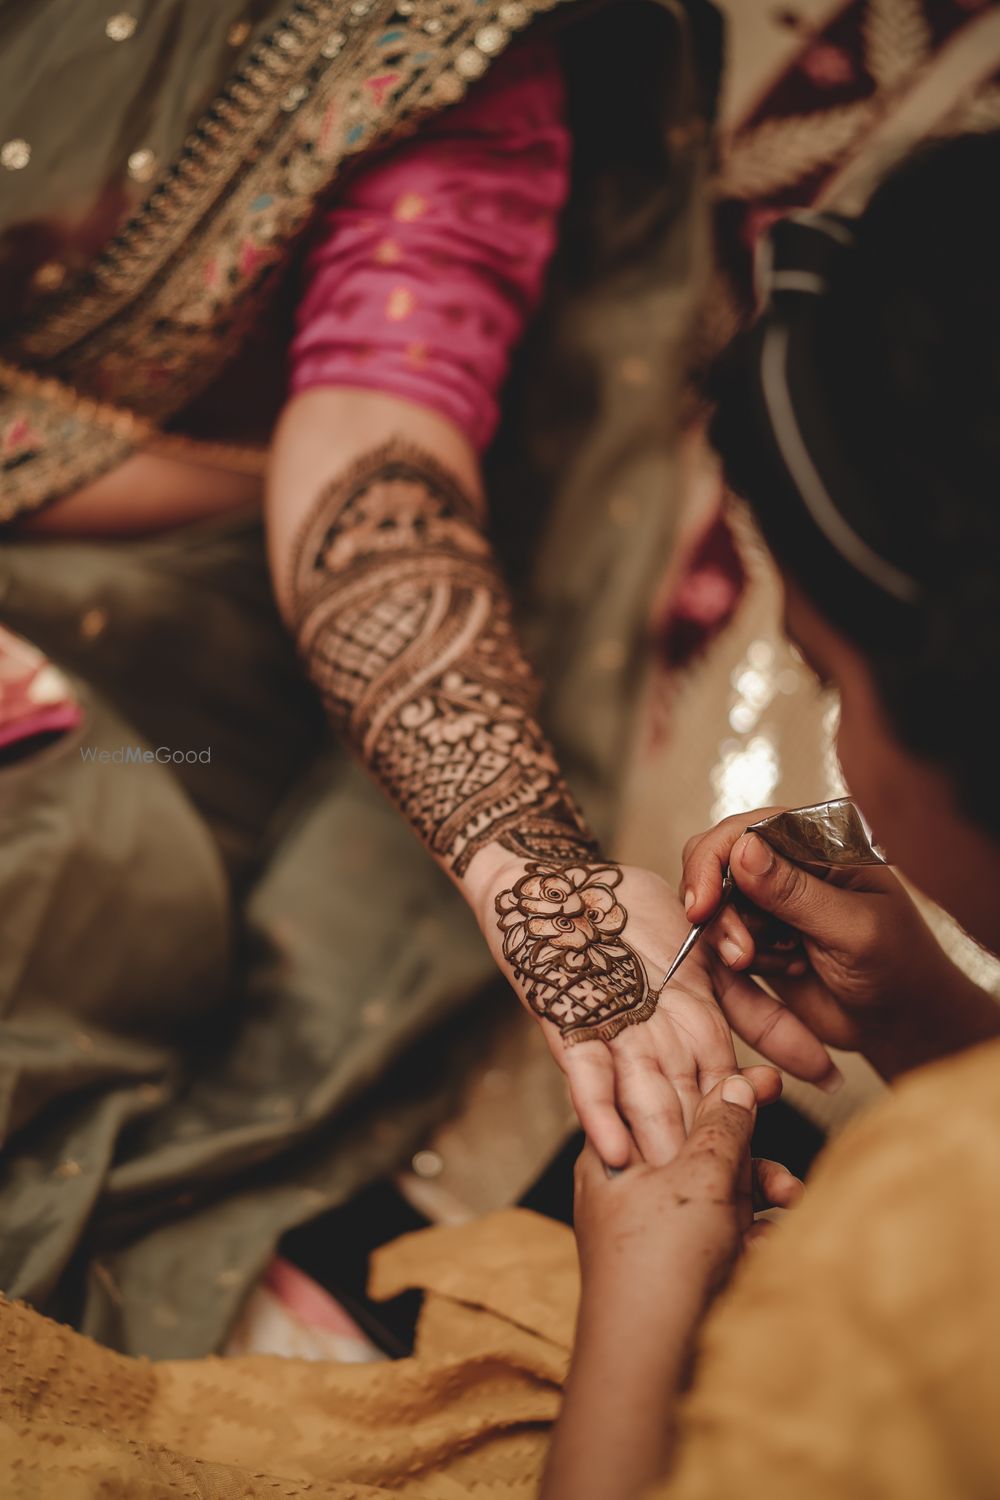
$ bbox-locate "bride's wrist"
[460,840,612,916]
[459,846,535,916]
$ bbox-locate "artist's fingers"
[763,969,861,1054]
[611,1048,687,1165]
[706,905,758,970]
[681,809,786,924]
[753,1157,804,1211]
[729,833,886,952]
[718,972,844,1094]
[749,951,808,978]
[711,904,804,974]
[560,1040,632,1169]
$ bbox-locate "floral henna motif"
[496,863,659,1045]
[289,443,596,876]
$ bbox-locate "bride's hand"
[473,856,840,1168]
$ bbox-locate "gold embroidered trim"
[16,1,348,362]
[0,356,265,521]
[0,0,674,518]
[0,357,265,473]
[0,358,138,443]
[14,0,566,371]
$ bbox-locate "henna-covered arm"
[267,389,837,1165]
[268,390,652,1040]
[284,431,593,884]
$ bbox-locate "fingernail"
[817,1066,845,1096]
[722,1075,756,1109]
[739,834,775,877]
[683,888,695,915]
[719,937,743,967]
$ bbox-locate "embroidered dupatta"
[0,0,716,520]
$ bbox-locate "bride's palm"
[487,862,836,1167]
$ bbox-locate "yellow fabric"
[3,1042,1000,1498]
[0,1212,572,1499]
[656,1037,1000,1500]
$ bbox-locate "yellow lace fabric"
[0,1209,576,1499]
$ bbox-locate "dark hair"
[710,132,1000,838]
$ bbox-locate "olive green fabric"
[0,517,502,1357]
[0,0,718,1358]
[0,2,285,262]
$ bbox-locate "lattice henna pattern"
[288,442,598,877]
[495,862,658,1045]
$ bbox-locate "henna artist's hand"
[681,809,1000,1082]
[540,1070,803,1500]
[477,856,839,1168]
[573,1068,802,1295]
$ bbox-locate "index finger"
[681,807,787,924]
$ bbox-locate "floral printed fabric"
[289,37,570,452]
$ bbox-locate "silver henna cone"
[661,797,883,988]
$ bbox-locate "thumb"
[730,833,859,946]
[681,1074,757,1193]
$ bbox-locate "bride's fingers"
[560,1040,632,1169]
[718,972,844,1093]
[672,1071,703,1134]
[691,1034,740,1100]
[609,1047,687,1165]
[740,1064,783,1108]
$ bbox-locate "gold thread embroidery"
[0,355,265,521]
[14,0,567,375]
[0,0,602,516]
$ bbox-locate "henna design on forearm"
[496,862,658,1044]
[288,442,598,877]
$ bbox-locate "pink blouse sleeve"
[289,38,571,453]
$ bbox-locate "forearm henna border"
[287,441,598,877]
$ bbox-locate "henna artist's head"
[709,132,1000,951]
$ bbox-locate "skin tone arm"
[542,1067,803,1500]
[15,452,262,536]
[266,386,840,1166]
[548,821,995,1500]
